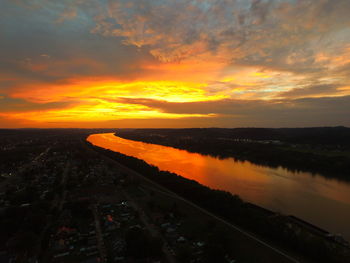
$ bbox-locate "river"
[87,133,350,241]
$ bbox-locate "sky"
[1,0,350,128]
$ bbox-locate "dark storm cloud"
[0,95,75,113]
[110,95,350,127]
[276,84,342,99]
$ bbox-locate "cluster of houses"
[50,225,100,263]
[98,201,143,262]
[148,206,212,262]
[49,209,100,263]
[48,200,147,263]
[0,148,65,208]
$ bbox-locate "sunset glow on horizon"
[1,0,350,128]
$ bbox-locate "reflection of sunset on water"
[90,133,270,201]
[88,133,350,242]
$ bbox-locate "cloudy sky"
[1,0,350,128]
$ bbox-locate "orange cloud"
[1,99,214,124]
[2,0,350,128]
[9,79,226,103]
[2,78,225,124]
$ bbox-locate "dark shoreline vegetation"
[86,140,350,263]
[115,127,350,181]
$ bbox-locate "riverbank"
[86,136,350,263]
[115,128,350,181]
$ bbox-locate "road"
[88,148,302,263]
[122,190,177,263]
[92,204,107,263]
[142,184,300,262]
[57,161,70,211]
